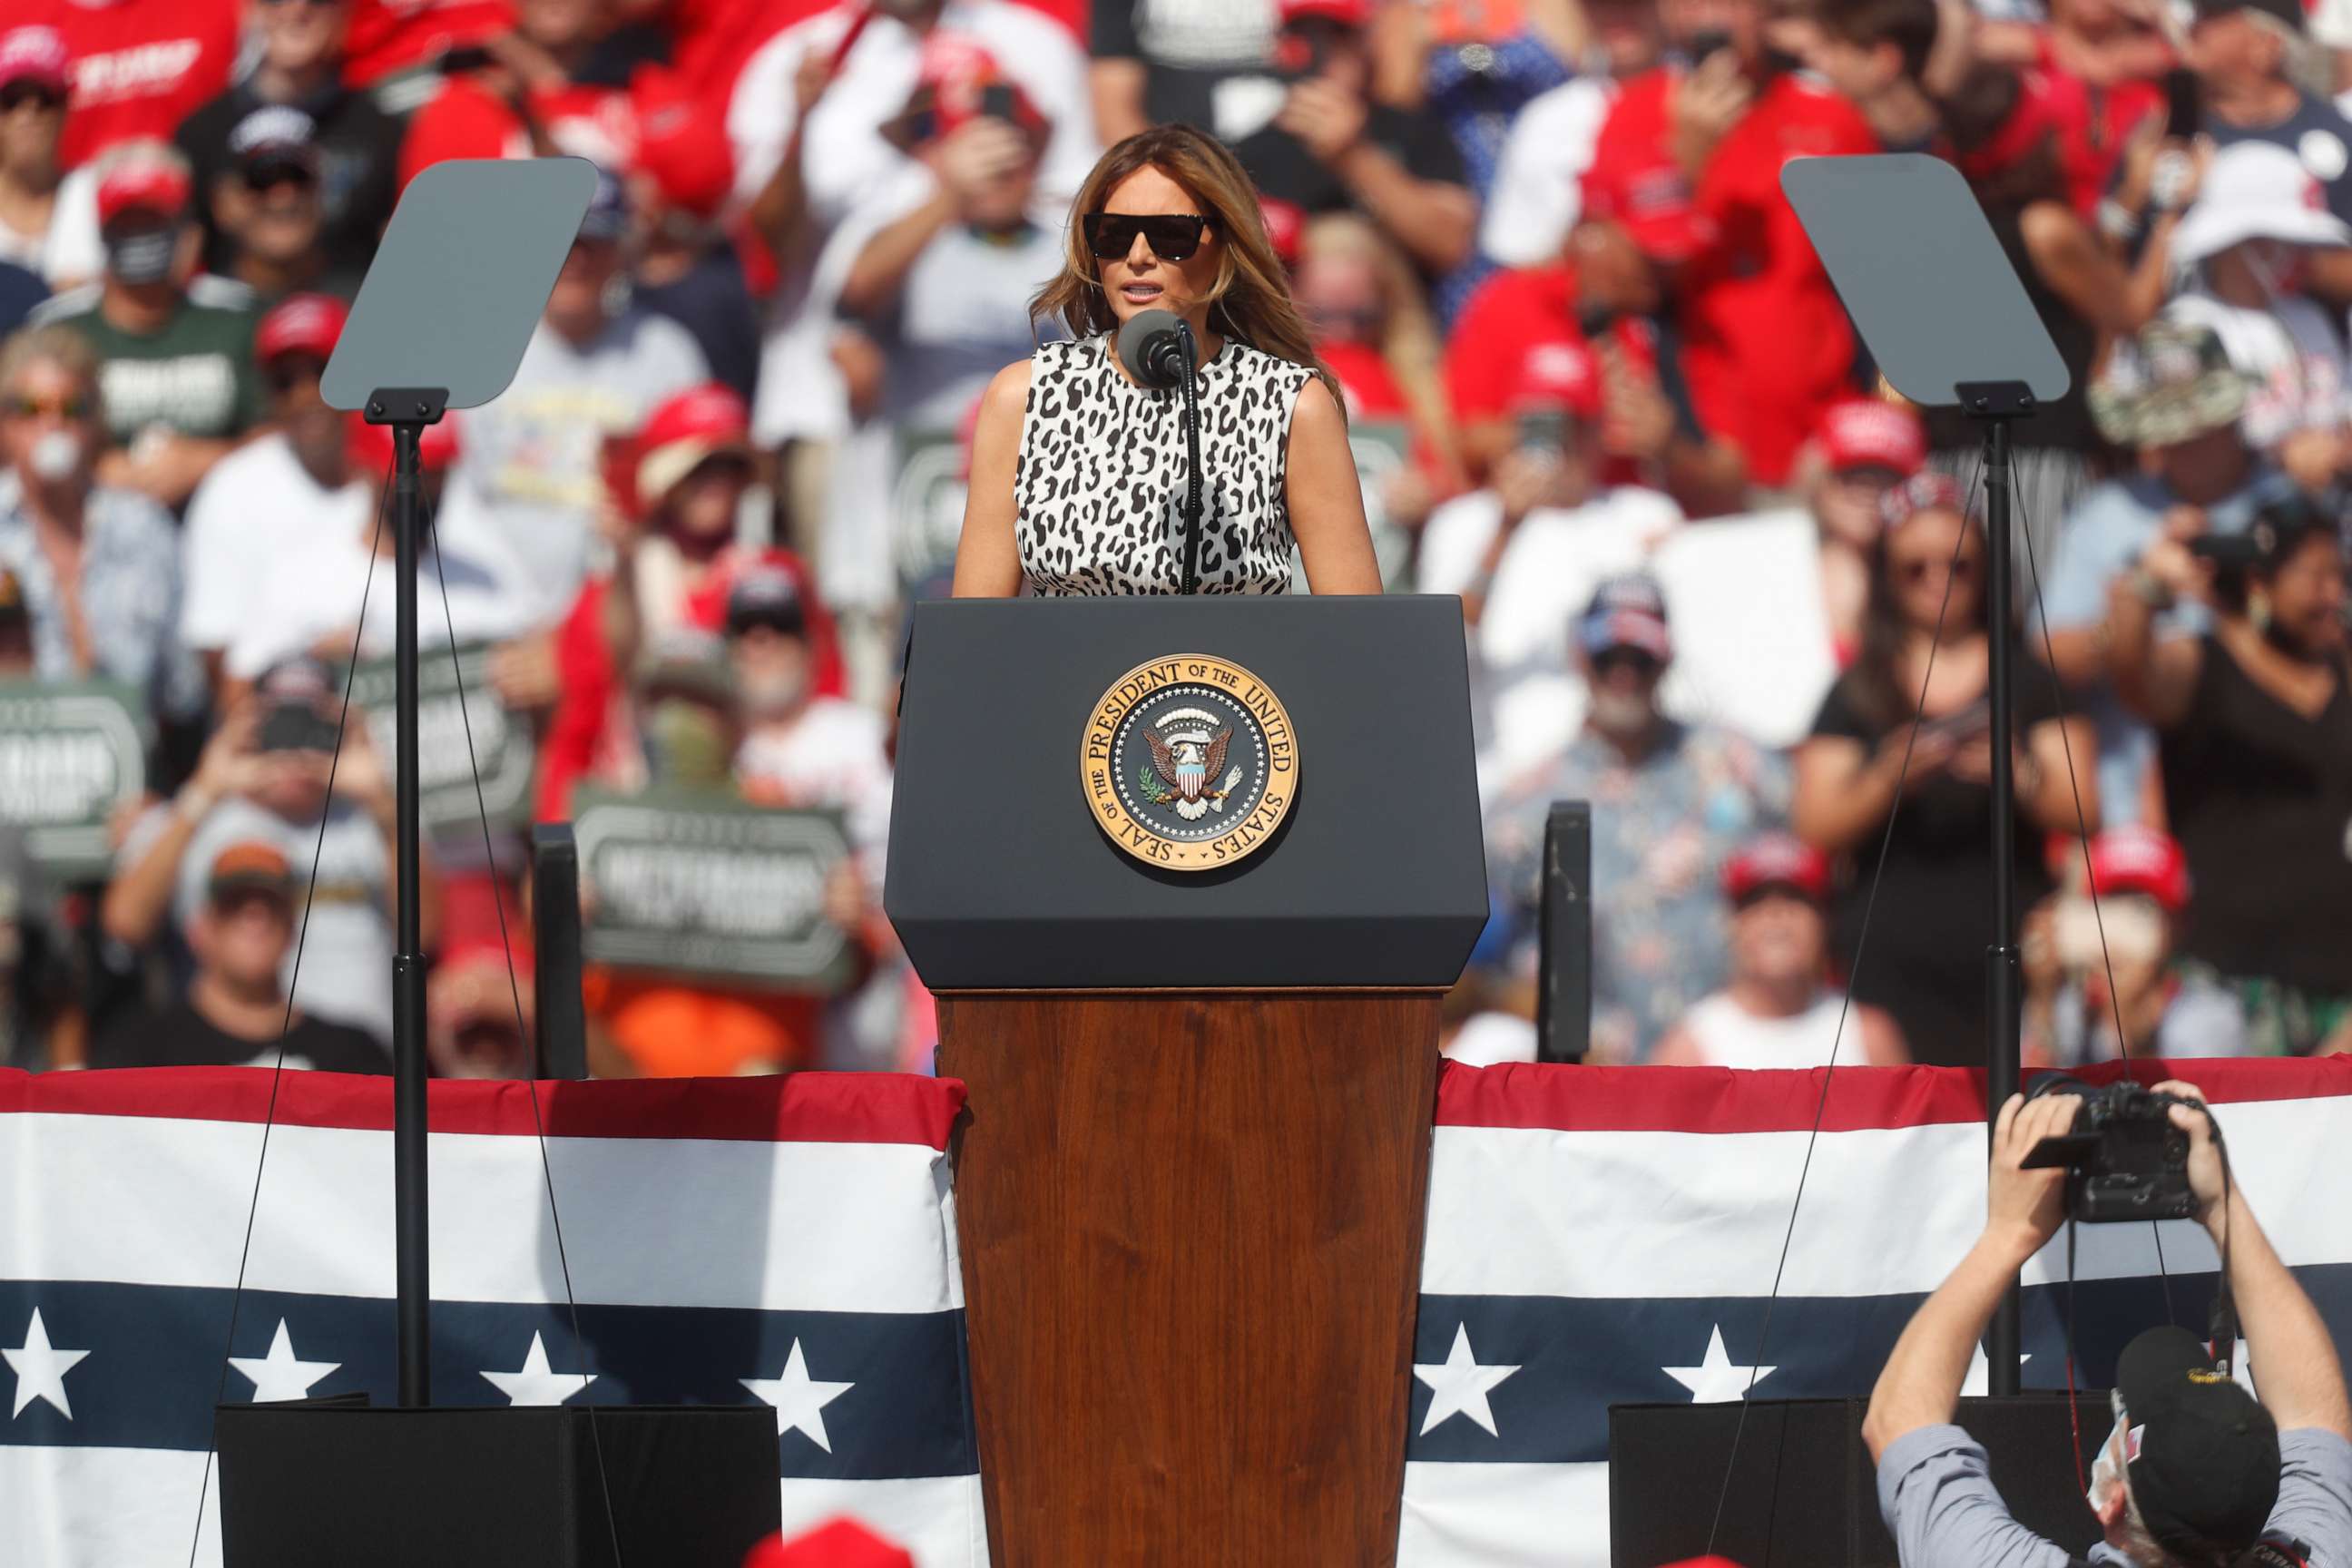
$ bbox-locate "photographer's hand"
[2150,1079,2352,1439]
[1989,1091,2078,1259]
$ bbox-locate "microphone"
[1115,309,1191,390]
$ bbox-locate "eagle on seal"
[1145,723,1235,822]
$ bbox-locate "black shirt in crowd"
[173,80,405,278]
[2161,634,2352,998]
[1809,652,2071,1067]
[1092,0,1280,139]
[89,1001,389,1074]
[1233,101,1467,232]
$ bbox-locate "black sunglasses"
[1083,212,1209,262]
[265,356,328,395]
[0,83,66,113]
[1591,647,1662,678]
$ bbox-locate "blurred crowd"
[1,0,2348,1080]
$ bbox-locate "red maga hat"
[1818,397,1925,478]
[255,293,348,365]
[96,156,191,228]
[2086,825,2190,912]
[0,26,70,94]
[635,382,753,510]
[1722,833,1832,904]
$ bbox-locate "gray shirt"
[119,793,395,1048]
[1877,1423,2352,1568]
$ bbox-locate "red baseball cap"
[909,35,1044,141]
[1513,338,1604,420]
[1581,157,1710,264]
[1281,0,1374,25]
[1722,833,1832,905]
[630,70,734,220]
[96,153,191,229]
[1818,398,1926,478]
[635,382,753,510]
[0,26,69,94]
[1259,194,1306,267]
[255,293,348,366]
[2086,825,2190,912]
[744,1518,913,1568]
[1955,66,2071,183]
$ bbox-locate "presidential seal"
[1081,654,1298,871]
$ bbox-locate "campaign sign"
[573,788,856,989]
[0,680,149,880]
[349,643,534,844]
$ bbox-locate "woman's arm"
[951,359,1034,599]
[1791,733,1925,855]
[2016,714,2099,836]
[2105,565,2205,728]
[1285,378,1385,594]
[2017,200,2167,336]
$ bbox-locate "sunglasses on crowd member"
[1590,647,1662,679]
[243,162,317,196]
[1083,212,1209,263]
[264,356,329,395]
[0,83,66,114]
[6,391,89,420]
[1897,554,1979,585]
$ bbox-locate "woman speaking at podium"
[952,125,1382,597]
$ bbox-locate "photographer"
[1866,1083,2352,1567]
[2109,505,2352,1057]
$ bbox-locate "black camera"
[2018,1079,2196,1224]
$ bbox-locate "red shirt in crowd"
[343,0,514,88]
[1591,69,1875,487]
[2034,31,2162,216]
[1443,260,1672,486]
[397,73,640,187]
[24,0,239,170]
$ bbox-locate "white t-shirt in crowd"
[181,433,374,655]
[224,521,533,681]
[2318,0,2352,49]
[1676,989,1847,1069]
[727,0,1097,446]
[434,308,707,622]
[2164,288,2351,451]
[735,695,895,863]
[0,164,99,287]
[1479,76,1614,269]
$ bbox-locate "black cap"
[724,564,808,638]
[2116,1327,2280,1555]
[228,104,320,182]
[2192,0,2304,31]
[254,655,335,709]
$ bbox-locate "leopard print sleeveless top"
[1014,334,1311,596]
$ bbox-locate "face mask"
[644,701,733,789]
[104,228,178,287]
[2086,1412,2132,1518]
[26,428,81,483]
[1589,686,1655,736]
[736,662,809,720]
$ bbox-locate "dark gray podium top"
[885,595,1488,990]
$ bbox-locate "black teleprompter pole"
[372,387,448,1408]
[1962,380,2031,1396]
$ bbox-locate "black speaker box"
[1609,1395,2109,1566]
[216,1403,780,1567]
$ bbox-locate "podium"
[887,596,1486,1563]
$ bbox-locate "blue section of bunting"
[1406,1264,2352,1465]
[0,1279,975,1480]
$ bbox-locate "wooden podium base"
[936,990,1441,1566]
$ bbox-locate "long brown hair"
[1034,124,1342,407]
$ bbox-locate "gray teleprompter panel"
[322,156,598,413]
[1782,152,2070,409]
